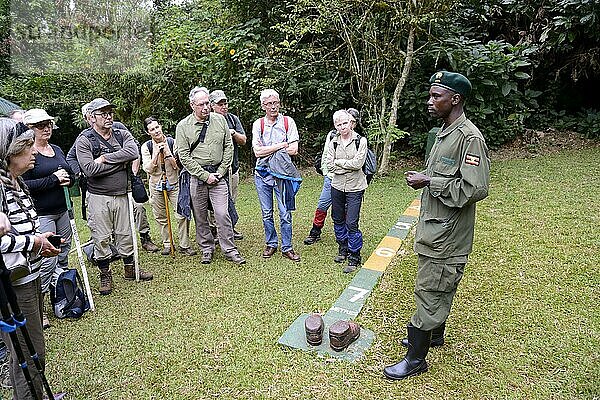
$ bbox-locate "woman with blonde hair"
[326,109,368,273]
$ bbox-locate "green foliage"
[395,37,540,149]
[440,38,539,146]
[574,109,600,138]
[556,108,600,139]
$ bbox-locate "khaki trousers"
[86,193,134,260]
[149,185,190,249]
[189,177,237,256]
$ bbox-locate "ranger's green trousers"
[411,254,467,331]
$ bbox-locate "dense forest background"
[0,0,598,172]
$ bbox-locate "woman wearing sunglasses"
[22,109,74,330]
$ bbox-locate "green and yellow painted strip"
[278,198,420,361]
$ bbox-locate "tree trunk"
[378,26,415,175]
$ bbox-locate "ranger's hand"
[405,171,431,189]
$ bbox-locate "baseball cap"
[209,90,227,104]
[88,98,115,113]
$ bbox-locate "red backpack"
[260,116,289,135]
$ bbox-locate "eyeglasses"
[262,101,280,107]
[31,121,53,130]
[193,101,210,107]
[216,101,228,106]
[94,111,115,119]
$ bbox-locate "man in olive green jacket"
[176,86,245,265]
[384,71,490,380]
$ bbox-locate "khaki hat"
[23,109,54,125]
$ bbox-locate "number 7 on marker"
[347,286,369,303]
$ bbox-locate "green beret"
[430,71,472,97]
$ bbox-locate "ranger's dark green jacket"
[415,113,490,258]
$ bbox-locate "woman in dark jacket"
[22,109,74,329]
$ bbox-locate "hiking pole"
[63,187,95,312]
[159,149,175,258]
[127,192,140,282]
[0,256,51,400]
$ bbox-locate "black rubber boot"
[303,225,322,245]
[383,324,431,380]
[401,322,445,348]
[334,243,348,263]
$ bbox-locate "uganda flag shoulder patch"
[465,153,480,166]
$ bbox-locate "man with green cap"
[384,71,490,380]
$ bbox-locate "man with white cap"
[75,98,154,295]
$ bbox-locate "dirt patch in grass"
[490,129,599,160]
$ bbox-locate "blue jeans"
[255,173,293,252]
[331,187,364,253]
[316,176,333,211]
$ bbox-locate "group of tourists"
[0,70,490,398]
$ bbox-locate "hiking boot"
[304,225,322,245]
[343,251,361,273]
[140,234,160,253]
[303,235,321,245]
[178,246,197,256]
[334,244,348,263]
[282,250,301,262]
[233,230,244,240]
[226,253,246,265]
[123,263,154,281]
[262,246,277,258]
[161,247,172,256]
[304,313,324,346]
[201,252,213,264]
[329,320,361,351]
[99,268,113,295]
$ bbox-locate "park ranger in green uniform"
[384,71,490,380]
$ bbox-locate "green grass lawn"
[3,147,599,399]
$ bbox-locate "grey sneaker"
[178,247,197,256]
[226,253,246,265]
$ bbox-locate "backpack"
[333,134,377,184]
[260,116,289,136]
[83,128,125,158]
[50,269,90,319]
[144,136,175,156]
